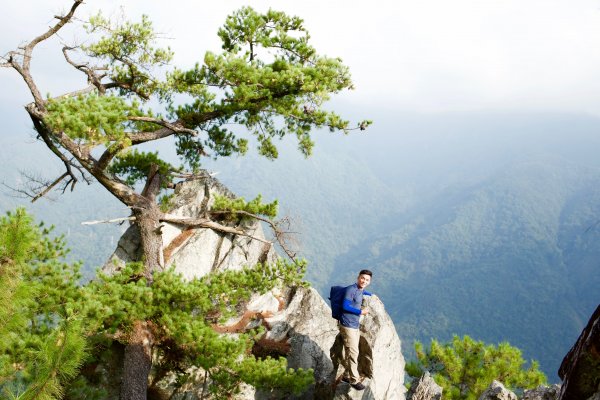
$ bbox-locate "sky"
[3,0,600,117]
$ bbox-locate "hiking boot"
[341,376,351,384]
[351,382,366,391]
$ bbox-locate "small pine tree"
[74,260,313,397]
[405,335,547,400]
[0,209,86,400]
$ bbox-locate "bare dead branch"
[31,171,69,202]
[0,170,66,202]
[26,1,83,53]
[160,215,271,244]
[209,210,300,261]
[53,85,98,99]
[82,216,136,225]
[62,46,105,93]
[9,0,85,109]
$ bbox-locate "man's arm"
[342,286,361,315]
[342,299,362,315]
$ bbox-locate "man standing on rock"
[338,269,373,391]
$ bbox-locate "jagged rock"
[522,384,561,400]
[478,380,517,400]
[558,304,600,400]
[406,371,442,400]
[248,285,405,400]
[99,177,406,400]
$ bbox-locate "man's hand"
[361,309,369,315]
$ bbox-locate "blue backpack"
[329,285,347,320]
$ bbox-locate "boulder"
[406,371,442,400]
[558,304,600,400]
[522,384,561,400]
[478,380,517,400]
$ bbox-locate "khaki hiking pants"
[339,324,361,384]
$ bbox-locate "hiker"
[337,269,373,391]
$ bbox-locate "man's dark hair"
[359,269,372,277]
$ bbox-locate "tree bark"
[119,207,163,400]
[120,321,153,400]
[120,166,164,399]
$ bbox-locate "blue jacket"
[340,283,372,329]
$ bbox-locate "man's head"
[357,269,372,289]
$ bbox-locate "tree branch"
[31,172,69,203]
[127,117,198,137]
[12,0,85,109]
[62,46,105,93]
[82,216,136,225]
[160,215,271,244]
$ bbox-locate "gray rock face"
[406,372,442,400]
[478,381,518,400]
[102,177,406,400]
[522,385,561,400]
[558,304,600,400]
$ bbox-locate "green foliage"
[0,209,86,400]
[76,258,310,396]
[163,6,369,166]
[212,194,278,221]
[108,149,177,187]
[406,335,546,400]
[158,193,175,212]
[45,93,146,146]
[17,320,87,400]
[40,6,369,185]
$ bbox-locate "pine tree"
[2,2,369,398]
[405,335,547,400]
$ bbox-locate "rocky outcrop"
[558,304,600,400]
[102,177,406,400]
[103,175,277,278]
[522,385,561,400]
[406,371,442,400]
[478,381,518,400]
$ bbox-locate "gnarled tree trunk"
[120,169,163,400]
